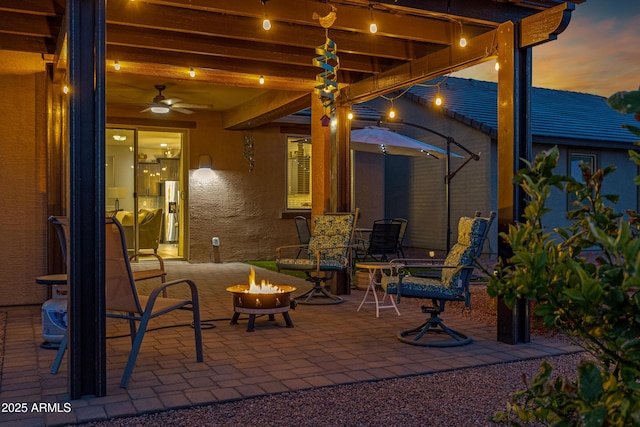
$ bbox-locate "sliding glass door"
[106,127,186,259]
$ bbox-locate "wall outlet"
[212,237,220,246]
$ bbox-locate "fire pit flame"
[246,267,285,294]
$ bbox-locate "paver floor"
[0,262,581,426]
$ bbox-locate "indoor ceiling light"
[112,135,127,141]
[259,75,265,85]
[150,105,170,114]
[189,67,196,77]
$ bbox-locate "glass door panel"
[106,127,185,259]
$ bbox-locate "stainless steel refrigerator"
[164,180,179,243]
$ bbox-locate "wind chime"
[312,5,339,126]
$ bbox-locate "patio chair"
[393,218,408,258]
[51,217,203,388]
[383,211,495,347]
[49,216,168,296]
[356,219,402,262]
[276,209,358,305]
[294,215,311,258]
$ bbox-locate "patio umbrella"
[350,126,462,159]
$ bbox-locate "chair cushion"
[307,214,354,263]
[276,258,345,271]
[383,276,456,300]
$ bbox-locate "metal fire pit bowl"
[226,285,296,332]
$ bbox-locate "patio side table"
[355,262,401,317]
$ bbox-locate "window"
[568,152,597,208]
[286,136,312,209]
[570,153,597,183]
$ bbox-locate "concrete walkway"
[0,262,581,426]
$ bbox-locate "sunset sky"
[453,0,640,97]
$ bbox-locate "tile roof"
[407,78,638,145]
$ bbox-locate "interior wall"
[0,51,49,305]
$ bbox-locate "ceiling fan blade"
[161,97,183,106]
[170,107,194,114]
[172,103,212,109]
[140,107,152,113]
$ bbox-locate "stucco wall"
[0,51,49,305]
[189,123,299,262]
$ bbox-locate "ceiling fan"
[141,84,212,114]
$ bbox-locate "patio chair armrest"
[129,252,165,271]
[146,278,199,308]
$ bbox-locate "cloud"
[533,14,640,95]
[453,13,640,97]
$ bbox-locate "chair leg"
[295,273,343,305]
[50,332,67,374]
[397,306,472,347]
[191,299,204,363]
[120,316,151,388]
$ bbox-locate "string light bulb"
[261,0,271,30]
[259,75,265,85]
[458,22,467,47]
[62,85,69,94]
[114,60,120,71]
[435,87,443,106]
[388,100,396,119]
[189,68,196,77]
[347,109,354,120]
[369,6,377,34]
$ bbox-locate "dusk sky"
[453,0,640,97]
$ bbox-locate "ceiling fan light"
[151,105,170,114]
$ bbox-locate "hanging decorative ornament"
[243,135,255,172]
[312,5,340,110]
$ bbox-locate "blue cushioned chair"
[276,209,358,304]
[383,211,495,346]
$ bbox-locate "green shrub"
[488,88,640,426]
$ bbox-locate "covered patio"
[0,262,580,425]
[0,0,587,403]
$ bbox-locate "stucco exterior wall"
[0,51,49,305]
[189,122,299,262]
[106,107,301,263]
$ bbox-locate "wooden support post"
[311,96,331,222]
[331,106,352,295]
[496,21,531,344]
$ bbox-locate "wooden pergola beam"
[106,0,440,62]
[222,91,312,130]
[341,29,498,104]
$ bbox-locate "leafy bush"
[488,88,640,426]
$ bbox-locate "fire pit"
[227,268,296,332]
